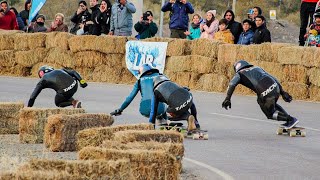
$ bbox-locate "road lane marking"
[184,158,234,180]
[210,113,320,132]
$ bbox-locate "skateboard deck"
[185,129,209,140]
[276,126,306,137]
[159,122,187,133]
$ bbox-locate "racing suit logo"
[63,80,77,92]
[175,95,192,111]
[261,83,277,97]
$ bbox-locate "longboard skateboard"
[159,122,187,133]
[185,129,209,140]
[276,126,306,137]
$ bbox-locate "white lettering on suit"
[175,95,192,111]
[261,83,277,97]
[63,80,77,92]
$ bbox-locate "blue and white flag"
[28,0,46,25]
[125,41,168,79]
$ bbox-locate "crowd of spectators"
[1,0,317,46]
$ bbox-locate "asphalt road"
[1,76,320,180]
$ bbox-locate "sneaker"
[187,115,197,131]
[280,121,289,127]
[283,117,299,129]
[72,100,82,108]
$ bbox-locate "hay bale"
[281,82,308,100]
[76,123,154,150]
[15,48,48,67]
[0,65,30,77]
[44,48,74,68]
[74,51,107,68]
[165,56,192,72]
[0,102,24,134]
[309,85,320,101]
[101,140,184,158]
[14,33,46,50]
[79,147,179,180]
[19,108,85,144]
[68,35,127,54]
[44,113,114,152]
[143,37,188,56]
[0,170,73,180]
[196,73,229,92]
[92,65,123,83]
[190,55,214,74]
[304,48,320,68]
[0,50,15,67]
[256,43,273,62]
[113,130,183,143]
[236,44,259,62]
[278,46,304,65]
[308,67,320,87]
[174,72,192,87]
[281,65,308,84]
[190,38,220,58]
[18,159,133,179]
[0,33,16,50]
[218,44,240,64]
[270,43,294,63]
[46,32,72,50]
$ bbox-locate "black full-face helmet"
[314,12,320,18]
[138,64,159,78]
[233,60,253,73]
[38,65,54,78]
[153,75,170,89]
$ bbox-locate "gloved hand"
[222,98,231,110]
[80,80,88,88]
[110,109,122,116]
[282,91,292,103]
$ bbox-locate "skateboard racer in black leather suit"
[149,75,200,131]
[27,65,88,108]
[222,60,299,129]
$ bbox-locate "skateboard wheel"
[204,134,209,140]
[289,131,296,137]
[301,131,306,137]
[159,127,164,130]
[193,134,200,140]
[276,128,283,135]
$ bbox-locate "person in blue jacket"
[161,0,194,39]
[111,64,167,124]
[237,19,254,45]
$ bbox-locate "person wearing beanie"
[24,14,47,33]
[200,10,219,40]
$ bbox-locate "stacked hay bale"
[0,159,133,180]
[0,102,24,134]
[19,108,85,143]
[44,113,114,152]
[79,147,179,180]
[76,123,154,150]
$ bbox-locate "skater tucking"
[222,60,299,129]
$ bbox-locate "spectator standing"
[237,19,254,45]
[134,10,158,39]
[224,10,242,44]
[184,14,201,40]
[96,0,112,35]
[47,13,68,32]
[200,10,219,40]
[19,0,37,26]
[87,0,100,35]
[24,14,47,33]
[9,7,24,30]
[252,15,271,44]
[214,19,234,44]
[70,1,91,35]
[161,0,194,39]
[109,0,136,36]
[0,1,18,30]
[299,0,319,46]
